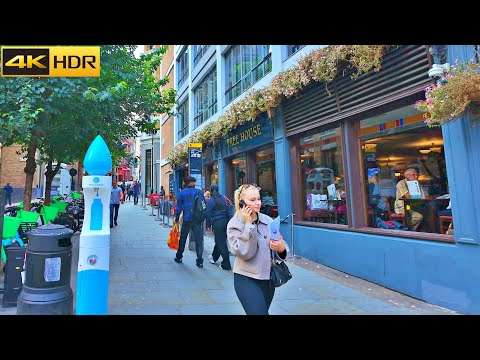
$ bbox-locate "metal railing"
[281,212,301,259]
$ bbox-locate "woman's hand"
[269,234,286,253]
[241,205,253,224]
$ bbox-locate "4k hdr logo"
[0,46,100,77]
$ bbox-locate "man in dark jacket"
[3,182,13,206]
[205,184,232,270]
[174,176,206,268]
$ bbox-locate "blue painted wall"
[275,45,480,314]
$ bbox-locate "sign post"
[187,143,203,251]
[188,143,203,190]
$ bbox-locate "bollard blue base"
[76,269,109,315]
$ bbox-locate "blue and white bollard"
[76,135,112,315]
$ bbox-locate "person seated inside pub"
[394,166,426,231]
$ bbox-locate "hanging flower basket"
[466,85,480,103]
[414,59,480,127]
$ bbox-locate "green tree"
[0,45,176,210]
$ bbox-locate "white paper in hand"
[269,216,281,241]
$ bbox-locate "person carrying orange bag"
[168,222,180,250]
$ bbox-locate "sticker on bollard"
[17,224,74,315]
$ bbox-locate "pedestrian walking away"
[173,176,206,268]
[3,182,13,206]
[227,183,289,315]
[119,181,126,204]
[132,180,141,205]
[110,180,122,228]
[206,184,232,270]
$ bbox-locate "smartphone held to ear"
[239,200,246,208]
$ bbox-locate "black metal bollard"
[17,224,74,315]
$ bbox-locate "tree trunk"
[78,163,84,193]
[44,158,62,206]
[23,137,38,211]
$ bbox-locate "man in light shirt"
[394,167,425,231]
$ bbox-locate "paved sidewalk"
[104,201,458,315]
[1,199,461,315]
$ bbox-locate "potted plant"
[415,59,480,127]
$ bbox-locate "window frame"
[193,67,217,128]
[289,114,454,243]
[193,45,210,67]
[177,48,189,88]
[177,100,189,140]
[224,45,272,105]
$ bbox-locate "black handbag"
[270,250,292,287]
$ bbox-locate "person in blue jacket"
[205,184,232,270]
[3,182,13,206]
[174,176,206,268]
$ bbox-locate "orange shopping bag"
[167,222,180,250]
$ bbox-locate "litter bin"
[17,224,74,315]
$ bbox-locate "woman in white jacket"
[227,183,289,315]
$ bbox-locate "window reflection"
[232,155,247,190]
[361,105,450,234]
[256,145,277,218]
[300,126,347,225]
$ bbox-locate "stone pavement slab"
[0,199,461,315]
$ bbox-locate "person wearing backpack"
[205,184,232,270]
[173,176,207,268]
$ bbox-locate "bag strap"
[224,195,233,205]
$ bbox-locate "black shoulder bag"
[270,250,292,287]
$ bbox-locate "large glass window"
[300,125,348,225]
[287,45,305,57]
[360,105,450,234]
[194,68,217,128]
[193,45,210,67]
[232,155,247,191]
[177,48,189,88]
[225,45,272,105]
[256,145,277,218]
[177,100,189,140]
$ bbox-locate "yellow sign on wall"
[1,46,100,77]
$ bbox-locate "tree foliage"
[0,45,176,209]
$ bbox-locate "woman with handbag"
[227,183,289,315]
[206,184,232,270]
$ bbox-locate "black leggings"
[234,273,275,315]
[212,218,231,269]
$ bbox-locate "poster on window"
[311,194,328,210]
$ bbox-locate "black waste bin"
[17,224,74,315]
[2,245,26,308]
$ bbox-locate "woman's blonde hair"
[233,184,261,213]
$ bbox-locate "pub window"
[360,104,451,236]
[232,155,247,190]
[300,124,348,225]
[256,145,277,218]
